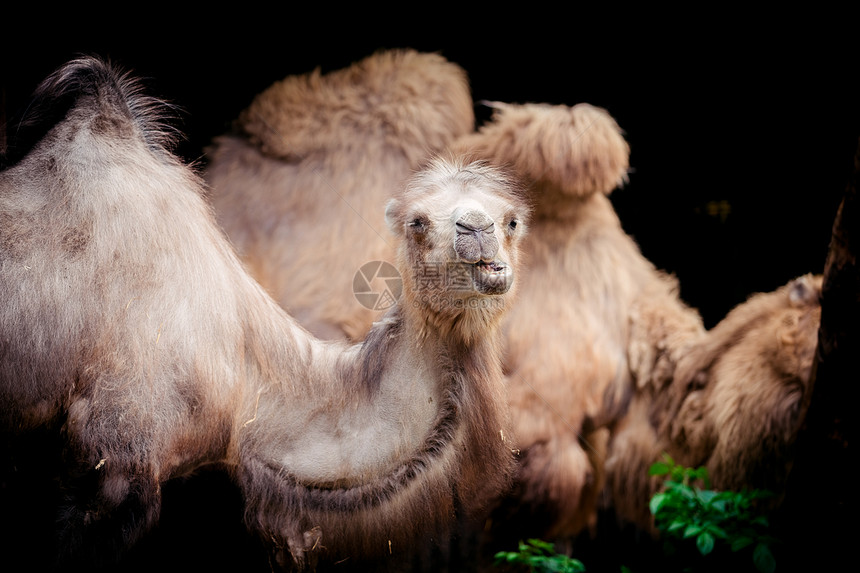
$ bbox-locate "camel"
[204,48,475,341]
[603,273,824,535]
[448,102,708,549]
[0,56,530,571]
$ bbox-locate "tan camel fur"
[451,102,707,542]
[204,49,475,341]
[0,57,529,571]
[604,273,823,533]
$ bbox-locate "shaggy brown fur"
[450,102,706,543]
[204,49,475,341]
[670,274,822,489]
[0,57,528,571]
[604,273,823,532]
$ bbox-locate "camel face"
[385,157,528,336]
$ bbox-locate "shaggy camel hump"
[456,101,630,201]
[1,56,177,169]
[238,49,473,162]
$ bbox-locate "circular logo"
[352,261,403,310]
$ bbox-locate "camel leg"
[53,404,164,569]
[55,452,162,568]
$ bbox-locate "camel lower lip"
[474,262,512,293]
[476,261,505,273]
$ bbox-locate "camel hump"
[455,101,630,197]
[238,49,474,160]
[1,55,178,170]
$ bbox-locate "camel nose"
[456,211,495,235]
[455,210,499,263]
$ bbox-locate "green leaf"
[753,542,776,573]
[707,525,728,540]
[493,539,587,573]
[649,492,667,515]
[527,538,556,553]
[752,515,770,527]
[649,461,670,476]
[709,498,728,513]
[696,531,715,555]
[683,524,703,539]
[731,535,755,552]
[697,489,718,505]
[667,520,687,534]
[675,485,697,500]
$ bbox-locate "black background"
[3,7,859,327]
[2,7,858,571]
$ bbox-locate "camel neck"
[236,299,498,489]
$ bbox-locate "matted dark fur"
[0,57,528,571]
[604,274,823,534]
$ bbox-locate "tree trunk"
[779,138,857,571]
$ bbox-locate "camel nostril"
[456,222,495,234]
[456,211,495,234]
[456,223,495,235]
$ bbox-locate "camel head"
[385,155,529,343]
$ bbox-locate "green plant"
[649,453,779,573]
[494,538,586,572]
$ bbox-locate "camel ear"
[384,198,402,235]
[789,273,823,307]
[455,102,630,198]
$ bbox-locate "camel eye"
[408,216,428,232]
[508,219,518,231]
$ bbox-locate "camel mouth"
[473,260,513,294]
